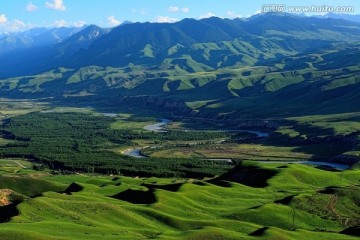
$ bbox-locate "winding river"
[122,148,146,158]
[121,119,352,170]
[121,119,170,158]
[122,119,269,159]
[143,119,171,131]
[142,119,269,137]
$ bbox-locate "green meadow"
[0,162,359,239]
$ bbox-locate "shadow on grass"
[111,189,157,204]
[0,202,20,223]
[63,182,84,195]
[340,225,360,237]
[317,186,338,194]
[192,181,207,186]
[207,164,278,188]
[274,195,296,205]
[248,227,269,236]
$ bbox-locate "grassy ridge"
[0,163,358,239]
[277,113,360,138]
[0,176,66,197]
[143,143,314,160]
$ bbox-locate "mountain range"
[0,13,359,119]
[0,26,85,55]
[1,13,360,76]
[319,13,360,23]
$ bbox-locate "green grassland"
[0,138,14,146]
[273,113,360,161]
[0,161,359,239]
[0,159,29,175]
[143,143,314,161]
[110,119,156,130]
[276,112,360,138]
[0,100,46,118]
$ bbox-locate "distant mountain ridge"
[0,26,85,55]
[321,13,360,23]
[51,25,110,58]
[1,13,360,77]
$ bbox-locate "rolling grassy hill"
[0,163,359,239]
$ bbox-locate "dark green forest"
[0,112,234,177]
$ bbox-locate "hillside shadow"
[341,226,360,237]
[192,181,207,186]
[274,195,296,205]
[317,186,338,195]
[63,182,84,195]
[111,189,157,204]
[248,227,269,236]
[0,202,20,223]
[207,164,278,188]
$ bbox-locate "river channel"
[121,119,351,170]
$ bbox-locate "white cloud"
[168,6,179,12]
[154,16,178,23]
[13,19,26,27]
[0,19,30,33]
[54,19,67,27]
[10,19,26,31]
[181,7,189,13]
[107,16,121,27]
[254,10,261,15]
[73,21,86,27]
[45,0,66,11]
[0,14,7,24]
[168,6,189,13]
[199,12,216,19]
[26,2,38,12]
[226,11,242,19]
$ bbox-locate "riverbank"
[122,119,270,159]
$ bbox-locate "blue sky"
[0,0,359,33]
